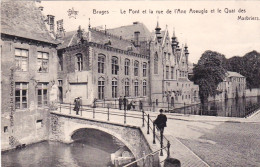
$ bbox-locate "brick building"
[1,1,59,150]
[58,21,199,107]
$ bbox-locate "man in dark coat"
[74,97,80,115]
[154,109,167,134]
[123,96,128,110]
[119,96,123,110]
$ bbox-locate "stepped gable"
[1,0,58,44]
[89,28,139,54]
[107,22,152,41]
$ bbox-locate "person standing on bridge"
[73,97,80,115]
[123,96,128,111]
[154,109,167,134]
[119,96,123,110]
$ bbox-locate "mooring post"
[80,104,82,116]
[184,102,186,115]
[142,109,145,127]
[167,141,171,157]
[124,109,126,124]
[93,107,95,119]
[147,114,150,134]
[69,102,71,114]
[107,106,110,121]
[153,123,156,144]
[160,130,163,156]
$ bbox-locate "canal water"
[2,129,126,167]
[174,96,260,117]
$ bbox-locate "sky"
[40,1,260,64]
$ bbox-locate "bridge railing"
[56,102,171,166]
[57,102,143,124]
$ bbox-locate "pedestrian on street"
[119,96,123,110]
[74,97,80,115]
[139,100,143,111]
[123,96,128,111]
[93,98,97,108]
[154,109,167,134]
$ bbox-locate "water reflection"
[173,96,260,117]
[2,129,126,167]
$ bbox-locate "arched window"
[75,53,83,71]
[143,80,147,96]
[98,77,105,99]
[111,56,119,75]
[134,80,139,96]
[134,61,139,76]
[98,54,105,73]
[112,78,118,98]
[143,62,147,77]
[125,59,130,75]
[125,79,130,97]
[154,52,158,74]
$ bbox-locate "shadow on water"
[2,129,129,167]
[172,96,260,117]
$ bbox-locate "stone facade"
[58,22,199,107]
[209,71,246,101]
[1,1,58,151]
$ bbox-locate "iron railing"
[56,102,171,166]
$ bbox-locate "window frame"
[111,56,119,75]
[125,79,130,97]
[166,66,169,79]
[98,54,105,73]
[37,83,48,108]
[75,53,83,71]
[112,79,118,98]
[143,80,147,96]
[154,53,158,74]
[37,51,49,73]
[98,78,105,100]
[134,60,139,76]
[143,62,147,77]
[134,80,139,96]
[15,48,29,72]
[15,82,28,110]
[125,59,130,75]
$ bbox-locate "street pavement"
[52,105,260,167]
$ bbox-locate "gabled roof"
[58,28,140,54]
[57,30,88,49]
[107,22,151,41]
[227,71,245,78]
[1,0,57,44]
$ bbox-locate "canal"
[174,96,260,117]
[2,129,126,167]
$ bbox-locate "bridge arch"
[67,125,137,159]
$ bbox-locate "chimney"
[47,15,55,34]
[134,31,140,47]
[56,19,65,39]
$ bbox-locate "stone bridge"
[49,112,160,166]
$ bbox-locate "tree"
[227,50,260,89]
[193,51,227,104]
